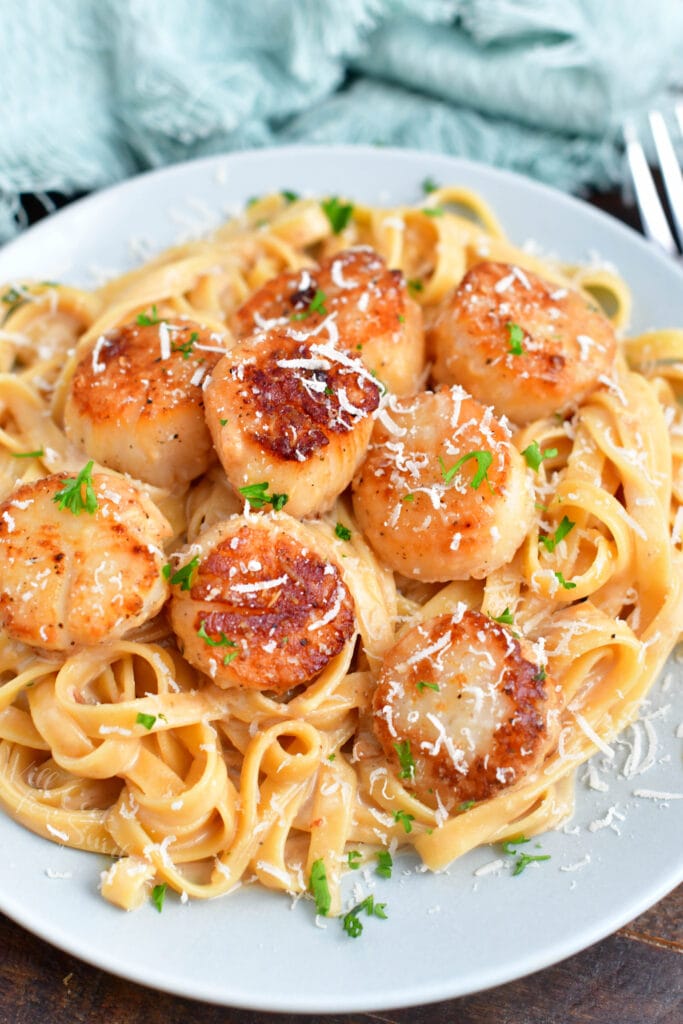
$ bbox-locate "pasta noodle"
[0,185,681,920]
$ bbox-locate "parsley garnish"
[493,608,514,625]
[540,515,575,553]
[197,621,238,664]
[136,304,160,326]
[393,740,415,781]
[1,286,27,317]
[534,666,547,682]
[422,206,444,217]
[402,493,415,502]
[458,800,475,812]
[506,321,525,355]
[407,278,423,294]
[376,851,393,878]
[335,522,352,541]
[238,482,288,511]
[281,190,299,203]
[393,809,415,834]
[136,712,157,730]
[172,331,199,359]
[347,850,362,870]
[168,555,199,591]
[151,883,167,912]
[416,680,440,693]
[501,835,551,875]
[219,418,228,426]
[291,288,328,321]
[554,570,576,590]
[322,197,354,235]
[341,894,388,938]
[422,177,439,194]
[522,441,558,471]
[10,449,44,459]
[439,450,493,490]
[309,859,331,916]
[52,461,98,516]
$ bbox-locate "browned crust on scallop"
[372,610,556,807]
[170,524,355,692]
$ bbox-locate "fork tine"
[624,121,678,256]
[649,110,683,251]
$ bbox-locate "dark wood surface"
[1,185,681,1024]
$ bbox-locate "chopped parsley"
[407,278,423,294]
[321,197,354,235]
[151,883,167,912]
[422,177,439,194]
[458,800,476,813]
[219,418,228,426]
[376,851,393,878]
[554,570,577,590]
[136,712,157,730]
[10,448,44,459]
[347,850,362,870]
[402,493,415,502]
[506,321,525,355]
[281,190,299,203]
[52,461,98,516]
[439,450,493,490]
[238,482,289,511]
[393,740,415,781]
[335,522,352,541]
[522,441,558,471]
[493,608,514,625]
[422,206,444,217]
[393,809,415,833]
[291,288,328,321]
[534,666,547,682]
[501,835,551,875]
[172,331,199,359]
[416,680,440,693]
[540,515,575,553]
[327,753,336,762]
[168,555,200,591]
[136,304,161,326]
[1,286,27,317]
[309,858,331,916]
[341,894,388,938]
[197,621,238,663]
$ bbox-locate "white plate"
[0,146,682,1014]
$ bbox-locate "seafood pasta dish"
[0,184,681,920]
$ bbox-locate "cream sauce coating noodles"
[0,186,681,917]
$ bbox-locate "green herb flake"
[422,177,439,194]
[540,515,575,553]
[407,278,424,294]
[172,331,198,359]
[10,449,44,459]
[238,482,288,511]
[422,206,444,217]
[439,450,493,490]
[458,800,475,813]
[327,753,336,762]
[347,850,362,870]
[309,858,331,917]
[402,493,415,502]
[136,712,157,731]
[393,740,415,781]
[341,894,388,938]
[512,852,551,875]
[501,835,530,856]
[376,851,393,878]
[522,441,558,471]
[506,321,525,355]
[493,608,514,625]
[136,304,160,326]
[393,809,415,834]
[169,555,200,591]
[219,418,228,426]
[554,570,577,590]
[197,621,238,657]
[335,522,352,541]
[281,190,299,203]
[322,197,354,235]
[534,666,547,682]
[52,461,98,516]
[416,680,440,693]
[151,882,167,912]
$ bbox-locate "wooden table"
[1,185,681,1024]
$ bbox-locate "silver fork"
[624,106,683,257]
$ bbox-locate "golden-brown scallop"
[351,386,534,581]
[204,327,381,518]
[63,319,231,490]
[167,513,356,692]
[372,609,559,810]
[233,247,425,395]
[429,261,617,423]
[0,469,172,650]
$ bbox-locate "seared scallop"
[429,261,617,423]
[372,609,559,810]
[167,513,356,692]
[233,247,425,395]
[0,468,172,650]
[63,319,231,490]
[351,386,534,581]
[204,327,381,518]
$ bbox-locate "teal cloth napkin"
[1,0,682,242]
